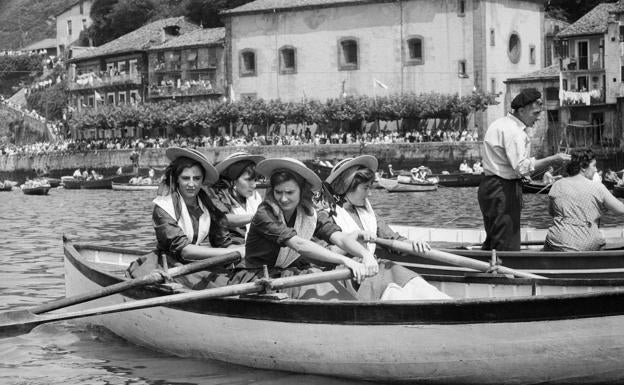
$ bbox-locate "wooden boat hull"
[430,173,484,187]
[0,185,12,191]
[111,182,158,191]
[522,182,551,194]
[389,225,624,278]
[377,177,438,192]
[63,240,624,384]
[22,186,51,195]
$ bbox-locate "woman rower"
[127,147,242,289]
[229,157,374,300]
[210,152,265,245]
[544,149,624,251]
[324,156,451,300]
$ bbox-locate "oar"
[0,269,352,338]
[24,252,241,315]
[535,182,553,194]
[372,238,546,279]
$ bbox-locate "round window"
[508,32,521,64]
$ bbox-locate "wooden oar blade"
[0,310,42,338]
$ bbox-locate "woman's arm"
[284,235,370,282]
[603,193,624,215]
[180,244,245,261]
[225,213,254,228]
[329,231,379,276]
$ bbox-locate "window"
[130,90,140,104]
[545,87,559,101]
[577,41,588,70]
[67,20,72,37]
[187,49,198,69]
[458,0,465,16]
[82,19,87,31]
[169,51,181,70]
[458,60,468,78]
[529,45,536,65]
[620,25,624,42]
[577,75,588,91]
[338,38,359,70]
[508,32,521,63]
[240,93,257,100]
[562,79,568,91]
[118,92,126,104]
[621,66,624,82]
[129,59,138,75]
[240,49,257,76]
[87,95,94,107]
[117,61,127,74]
[279,46,296,74]
[107,93,115,105]
[490,29,495,46]
[490,78,496,94]
[405,36,424,65]
[208,47,218,67]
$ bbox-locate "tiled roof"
[150,28,225,50]
[222,0,380,15]
[506,64,560,82]
[611,0,624,13]
[70,17,201,61]
[557,3,616,37]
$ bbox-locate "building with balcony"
[222,0,545,130]
[55,0,93,57]
[66,17,201,113]
[147,28,226,102]
[554,2,621,151]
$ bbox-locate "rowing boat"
[430,172,483,187]
[389,225,624,278]
[376,177,437,192]
[21,185,51,195]
[522,182,551,194]
[111,182,159,191]
[62,239,624,384]
[63,175,133,190]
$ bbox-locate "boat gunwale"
[65,240,624,326]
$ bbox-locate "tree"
[545,0,617,22]
[108,0,157,36]
[183,0,255,28]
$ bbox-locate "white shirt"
[482,113,535,180]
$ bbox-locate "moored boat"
[377,177,437,192]
[0,184,12,192]
[430,172,484,187]
[21,185,51,195]
[111,182,159,191]
[63,175,133,190]
[62,239,624,384]
[522,181,551,194]
[389,225,624,278]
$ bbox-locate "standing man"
[478,88,570,251]
[130,147,140,175]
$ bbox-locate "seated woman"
[127,147,243,289]
[324,156,450,300]
[229,157,374,300]
[544,149,624,251]
[210,152,265,245]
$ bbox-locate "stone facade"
[55,0,93,56]
[224,0,544,131]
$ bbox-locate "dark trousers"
[477,175,523,251]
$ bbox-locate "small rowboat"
[377,177,437,192]
[522,182,551,194]
[62,239,624,384]
[430,172,484,187]
[21,185,51,195]
[111,182,159,191]
[389,225,624,278]
[63,175,133,190]
[0,184,12,192]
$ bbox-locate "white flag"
[374,78,388,89]
[94,91,103,101]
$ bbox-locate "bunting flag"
[94,91,103,101]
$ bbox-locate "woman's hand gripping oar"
[370,237,547,279]
[2,251,241,320]
[0,269,352,338]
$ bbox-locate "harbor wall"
[0,142,483,180]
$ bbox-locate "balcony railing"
[148,82,223,98]
[68,72,142,90]
[560,89,605,106]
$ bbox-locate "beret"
[511,88,541,110]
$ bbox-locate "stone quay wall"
[0,142,483,180]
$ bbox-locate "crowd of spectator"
[0,126,480,157]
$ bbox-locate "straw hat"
[325,155,378,185]
[256,157,322,191]
[215,152,265,175]
[165,147,218,185]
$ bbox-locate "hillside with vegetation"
[0,0,76,50]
